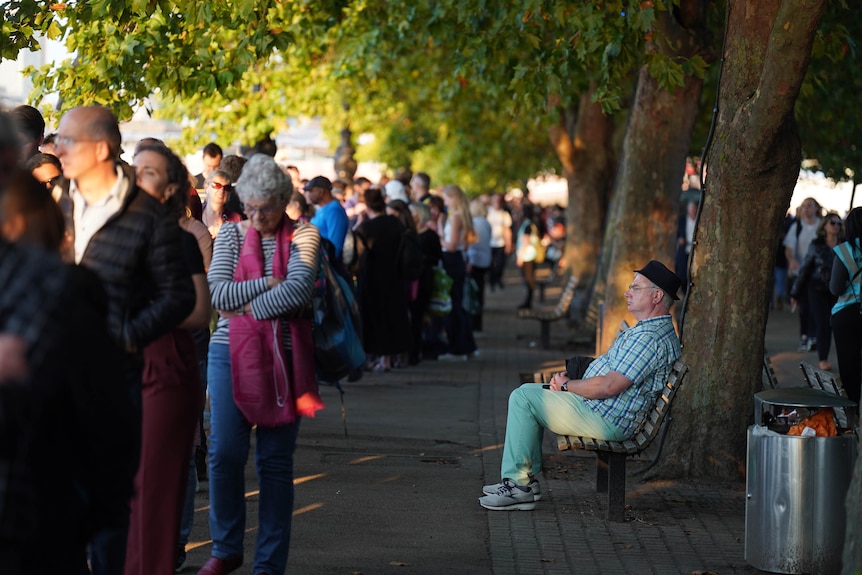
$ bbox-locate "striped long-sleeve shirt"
[208,221,321,348]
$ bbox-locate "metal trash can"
[745,388,857,575]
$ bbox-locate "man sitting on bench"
[479,260,682,511]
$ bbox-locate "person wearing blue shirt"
[306,175,349,258]
[479,260,682,511]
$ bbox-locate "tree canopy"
[6,1,712,191]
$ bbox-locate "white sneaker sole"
[479,500,536,511]
[482,484,542,501]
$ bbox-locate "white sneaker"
[478,479,537,511]
[483,477,541,501]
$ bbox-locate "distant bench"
[536,260,562,302]
[523,360,689,521]
[517,274,578,349]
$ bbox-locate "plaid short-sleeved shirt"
[582,315,681,438]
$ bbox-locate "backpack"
[311,246,366,382]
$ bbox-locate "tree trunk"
[595,4,707,353]
[655,0,827,482]
[549,91,616,293]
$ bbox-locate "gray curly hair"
[234,154,293,205]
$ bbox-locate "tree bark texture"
[655,0,826,482]
[595,2,707,353]
[549,91,616,295]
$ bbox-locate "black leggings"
[807,287,836,362]
[832,303,862,404]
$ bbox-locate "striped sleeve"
[208,223,269,311]
[251,223,320,319]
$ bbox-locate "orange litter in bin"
[787,408,837,437]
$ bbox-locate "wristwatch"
[561,381,568,392]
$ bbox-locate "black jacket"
[0,241,135,571]
[61,163,195,352]
[791,236,835,298]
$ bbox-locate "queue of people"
[0,103,542,574]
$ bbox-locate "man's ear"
[95,140,112,163]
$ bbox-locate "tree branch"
[748,0,827,143]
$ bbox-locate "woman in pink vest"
[201,154,323,575]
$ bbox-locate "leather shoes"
[197,556,243,575]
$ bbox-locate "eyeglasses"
[209,181,232,192]
[244,204,280,217]
[828,220,843,226]
[42,176,62,189]
[628,284,658,293]
[54,135,94,148]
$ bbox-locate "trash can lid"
[755,388,857,408]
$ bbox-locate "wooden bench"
[536,260,562,303]
[799,361,851,428]
[517,274,578,349]
[556,360,689,521]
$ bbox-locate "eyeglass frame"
[243,203,281,217]
[54,135,96,148]
[628,283,660,293]
[208,181,233,192]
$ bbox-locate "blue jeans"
[207,343,300,574]
[178,357,209,551]
[500,384,625,484]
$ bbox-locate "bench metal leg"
[596,452,609,492]
[596,452,627,522]
[606,453,626,521]
[540,321,551,349]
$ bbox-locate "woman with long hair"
[438,185,477,360]
[830,207,862,404]
[791,211,842,370]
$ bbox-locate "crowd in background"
[772,195,862,403]
[0,103,569,575]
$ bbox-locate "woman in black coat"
[355,187,411,371]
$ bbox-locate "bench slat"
[552,360,690,521]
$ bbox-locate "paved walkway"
[179,265,818,574]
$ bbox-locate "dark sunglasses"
[828,219,843,226]
[42,176,63,189]
[209,181,232,192]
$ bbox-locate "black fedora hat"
[634,260,682,301]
